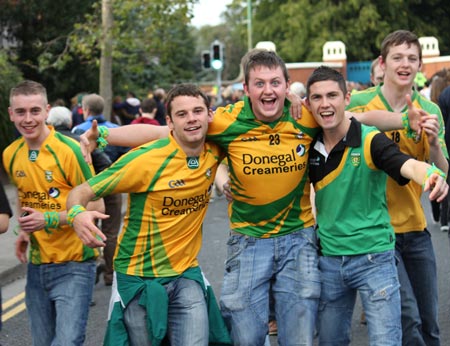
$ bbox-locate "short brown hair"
[10,80,48,106]
[241,49,289,86]
[165,84,210,119]
[380,30,422,62]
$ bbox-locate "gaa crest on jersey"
[49,187,60,198]
[45,170,54,182]
[296,144,306,157]
[187,156,199,169]
[351,153,361,167]
[28,150,39,162]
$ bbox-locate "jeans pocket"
[222,236,244,295]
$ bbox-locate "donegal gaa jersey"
[88,134,223,278]
[207,97,319,238]
[348,85,448,233]
[3,126,97,264]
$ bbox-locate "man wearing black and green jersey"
[347,30,448,346]
[307,66,448,346]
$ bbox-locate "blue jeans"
[395,230,440,346]
[123,278,208,346]
[220,227,320,346]
[318,250,401,346]
[25,260,96,346]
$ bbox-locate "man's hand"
[286,89,304,120]
[406,94,428,134]
[18,207,45,233]
[425,173,449,202]
[15,231,30,263]
[79,119,100,164]
[222,181,233,203]
[72,210,109,248]
[420,114,440,147]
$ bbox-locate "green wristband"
[67,205,87,227]
[423,163,446,188]
[97,126,110,151]
[402,111,419,141]
[44,211,60,234]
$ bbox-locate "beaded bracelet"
[97,126,110,151]
[423,163,446,188]
[67,205,87,227]
[44,211,60,234]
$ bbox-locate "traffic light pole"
[216,68,222,105]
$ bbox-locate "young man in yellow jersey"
[3,80,104,345]
[348,30,448,346]
[67,84,230,346]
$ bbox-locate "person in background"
[71,92,87,128]
[429,73,450,230]
[113,92,141,125]
[347,30,448,346]
[153,88,167,125]
[307,65,448,346]
[370,58,384,86]
[290,81,306,98]
[131,98,160,125]
[439,80,450,237]
[3,80,104,345]
[0,182,13,331]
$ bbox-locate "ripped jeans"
[317,250,401,346]
[220,227,320,346]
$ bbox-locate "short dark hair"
[165,84,210,119]
[380,30,422,62]
[141,98,157,113]
[306,66,347,98]
[242,49,289,85]
[10,80,48,105]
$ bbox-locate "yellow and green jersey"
[347,85,448,233]
[88,134,223,278]
[3,126,98,264]
[207,97,320,238]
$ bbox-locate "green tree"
[239,0,450,63]
[0,52,23,155]
[0,0,98,103]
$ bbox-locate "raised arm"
[352,95,424,132]
[80,120,170,163]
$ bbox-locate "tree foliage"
[0,52,23,155]
[230,0,450,63]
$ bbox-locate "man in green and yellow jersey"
[3,80,103,346]
[67,84,230,346]
[347,30,448,346]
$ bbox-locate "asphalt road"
[1,194,449,345]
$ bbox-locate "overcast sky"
[191,0,232,27]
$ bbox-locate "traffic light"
[211,40,223,70]
[202,50,211,69]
